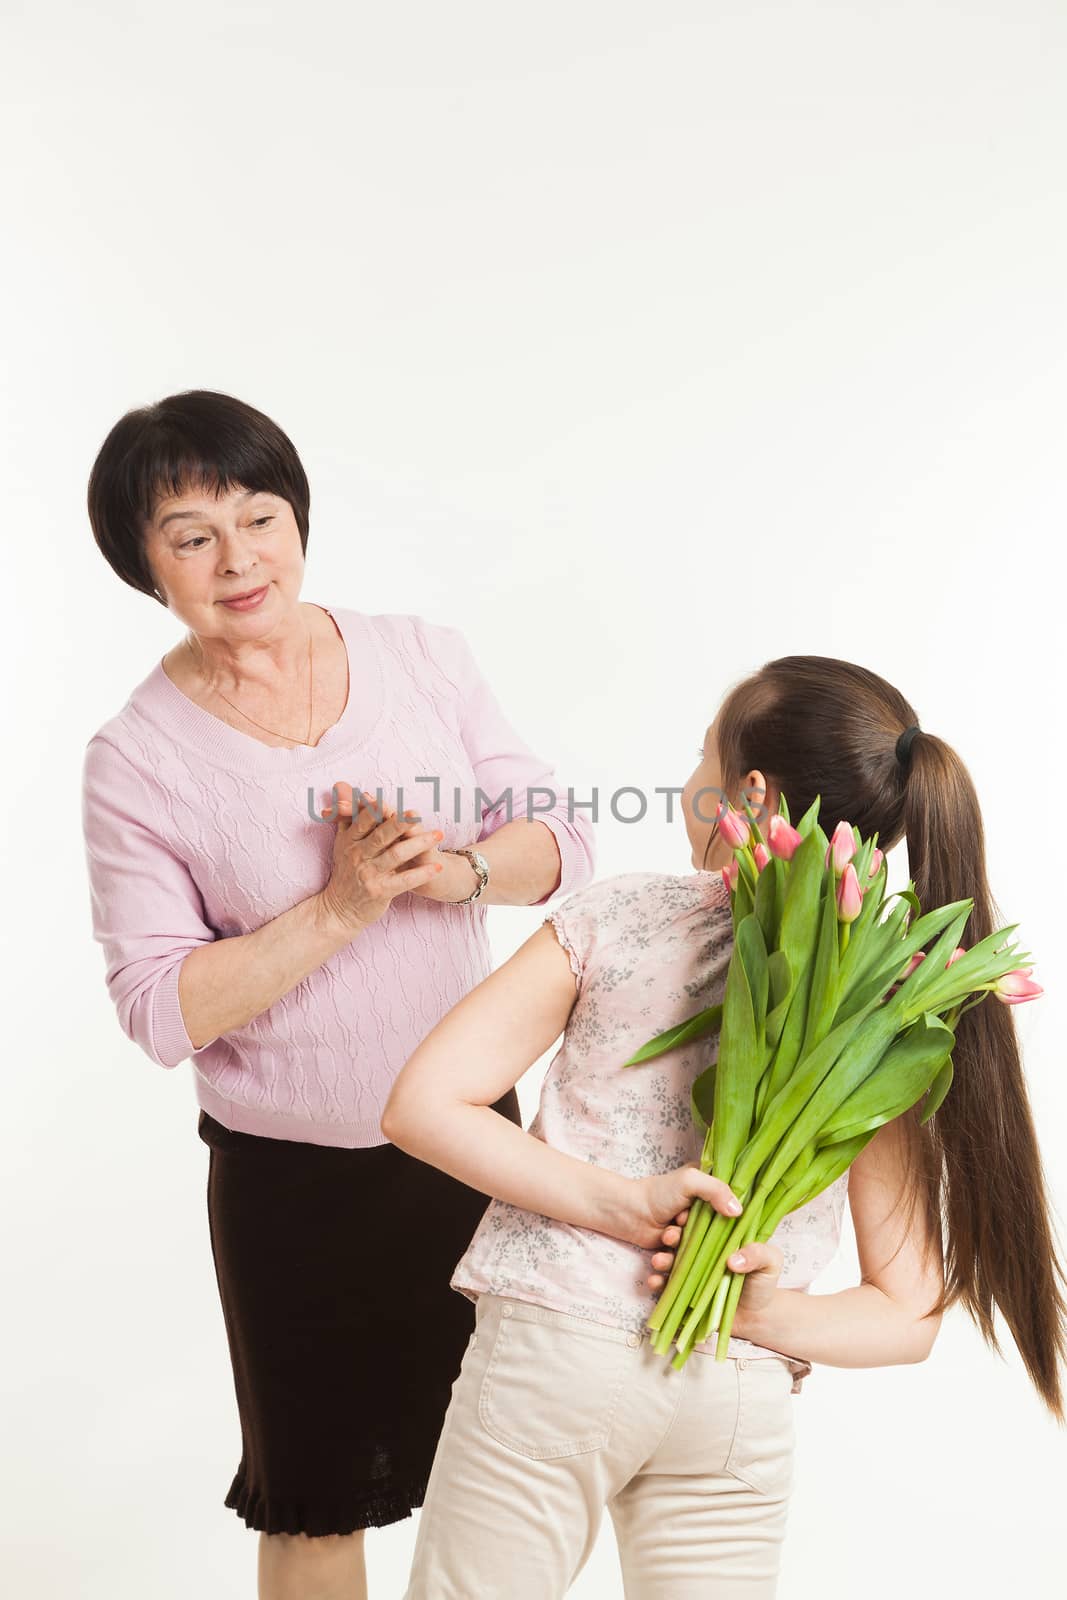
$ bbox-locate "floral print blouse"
[451,870,851,1394]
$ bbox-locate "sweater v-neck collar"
[136,604,390,771]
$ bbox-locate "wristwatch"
[444,846,490,904]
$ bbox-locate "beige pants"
[404,1294,798,1599]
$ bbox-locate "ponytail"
[900,732,1067,1421]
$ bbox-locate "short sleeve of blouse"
[547,876,614,985]
[544,870,730,997]
[542,874,631,992]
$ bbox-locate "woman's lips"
[220,585,268,609]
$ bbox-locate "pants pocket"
[724,1357,797,1498]
[477,1301,629,1460]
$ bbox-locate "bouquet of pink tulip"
[624,793,1042,1369]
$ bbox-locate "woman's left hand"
[647,1211,785,1340]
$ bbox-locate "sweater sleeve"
[81,735,220,1069]
[417,618,596,905]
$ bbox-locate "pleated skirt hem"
[224,1464,432,1536]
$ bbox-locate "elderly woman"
[80,389,595,1600]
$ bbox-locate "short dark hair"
[87,390,311,605]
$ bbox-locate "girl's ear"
[741,768,772,825]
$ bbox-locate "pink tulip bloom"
[754,843,771,873]
[836,862,863,923]
[946,947,966,967]
[767,815,802,860]
[719,808,751,850]
[826,819,856,875]
[899,951,926,981]
[721,858,740,892]
[993,970,1044,1006]
[868,848,884,877]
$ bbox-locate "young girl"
[382,655,1065,1600]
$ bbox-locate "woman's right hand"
[317,782,445,936]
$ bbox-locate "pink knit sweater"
[81,605,596,1148]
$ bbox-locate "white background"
[3,2,1065,1595]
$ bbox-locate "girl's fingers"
[650,1250,674,1270]
[727,1241,783,1275]
[686,1170,743,1218]
[648,1272,665,1291]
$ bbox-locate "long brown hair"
[713,655,1066,1422]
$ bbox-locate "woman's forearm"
[472,818,562,905]
[738,1283,940,1368]
[381,1097,641,1243]
[178,892,358,1051]
[180,815,561,1048]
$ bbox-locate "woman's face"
[142,481,305,633]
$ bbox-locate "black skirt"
[198,1090,521,1537]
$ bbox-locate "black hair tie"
[895,723,921,766]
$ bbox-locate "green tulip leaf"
[712,914,763,1177]
[691,1062,718,1132]
[737,914,769,1032]
[621,1003,724,1067]
[802,872,842,1056]
[733,872,754,925]
[818,1012,955,1145]
[920,1055,954,1124]
[755,850,778,949]
[795,795,821,839]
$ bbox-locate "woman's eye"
[251,516,274,528]
[182,536,209,550]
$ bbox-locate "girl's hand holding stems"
[648,1208,788,1326]
[382,919,944,1364]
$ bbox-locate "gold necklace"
[191,618,315,746]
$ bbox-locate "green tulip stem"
[659,1196,713,1300]
[715,1259,750,1360]
[650,1208,743,1353]
[705,1272,732,1337]
[648,1210,727,1347]
[675,1188,769,1359]
[670,1275,731,1369]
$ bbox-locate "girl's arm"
[654,1110,944,1366]
[381,923,745,1251]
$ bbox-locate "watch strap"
[446,846,489,904]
